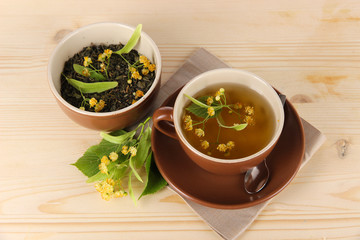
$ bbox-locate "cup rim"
[173,68,285,163]
[48,22,162,117]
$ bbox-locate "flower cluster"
[182,87,255,157]
[121,145,137,157]
[86,98,106,112]
[95,178,127,201]
[79,97,106,112]
[98,152,118,175]
[95,143,139,201]
[216,141,235,152]
[126,55,156,84]
[97,49,113,72]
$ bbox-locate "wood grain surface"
[0,0,359,239]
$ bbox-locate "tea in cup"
[153,68,284,175]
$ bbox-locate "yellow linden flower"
[185,121,193,131]
[106,178,115,186]
[104,49,112,57]
[148,64,156,72]
[201,140,210,149]
[129,146,137,157]
[135,90,144,98]
[226,141,235,150]
[184,114,193,130]
[109,152,118,161]
[101,192,112,201]
[139,55,148,64]
[82,68,90,77]
[114,190,126,198]
[142,68,149,75]
[121,145,129,155]
[245,106,254,116]
[143,59,150,68]
[195,128,205,137]
[127,79,132,84]
[98,53,106,62]
[245,115,255,126]
[101,156,110,165]
[131,99,137,104]
[184,115,192,123]
[83,56,92,67]
[95,182,102,192]
[219,88,225,94]
[99,162,108,175]
[94,100,106,112]
[129,66,136,73]
[207,96,214,105]
[79,106,85,110]
[207,107,215,116]
[217,143,228,152]
[102,181,114,193]
[89,98,97,108]
[131,71,142,80]
[100,63,106,72]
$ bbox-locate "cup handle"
[153,106,178,139]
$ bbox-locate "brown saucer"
[151,88,305,209]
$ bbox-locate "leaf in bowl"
[65,77,118,94]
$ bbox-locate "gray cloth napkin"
[149,48,326,240]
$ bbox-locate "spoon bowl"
[244,158,270,194]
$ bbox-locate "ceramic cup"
[48,22,162,131]
[153,68,285,175]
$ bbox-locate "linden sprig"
[184,88,248,131]
[73,117,167,204]
[183,88,253,156]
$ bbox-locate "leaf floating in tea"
[66,77,118,94]
[184,94,211,109]
[115,24,142,55]
[73,64,106,81]
[216,116,248,131]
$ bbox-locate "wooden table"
[1,0,359,239]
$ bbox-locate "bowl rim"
[48,22,162,117]
[173,68,285,164]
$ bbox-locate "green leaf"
[86,171,108,183]
[133,126,152,168]
[139,153,167,199]
[72,139,119,177]
[73,64,106,81]
[100,130,136,144]
[86,161,129,183]
[128,172,137,206]
[216,115,247,131]
[66,77,118,94]
[184,94,209,108]
[129,157,143,183]
[186,103,210,119]
[115,24,142,55]
[111,161,129,180]
[186,96,221,119]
